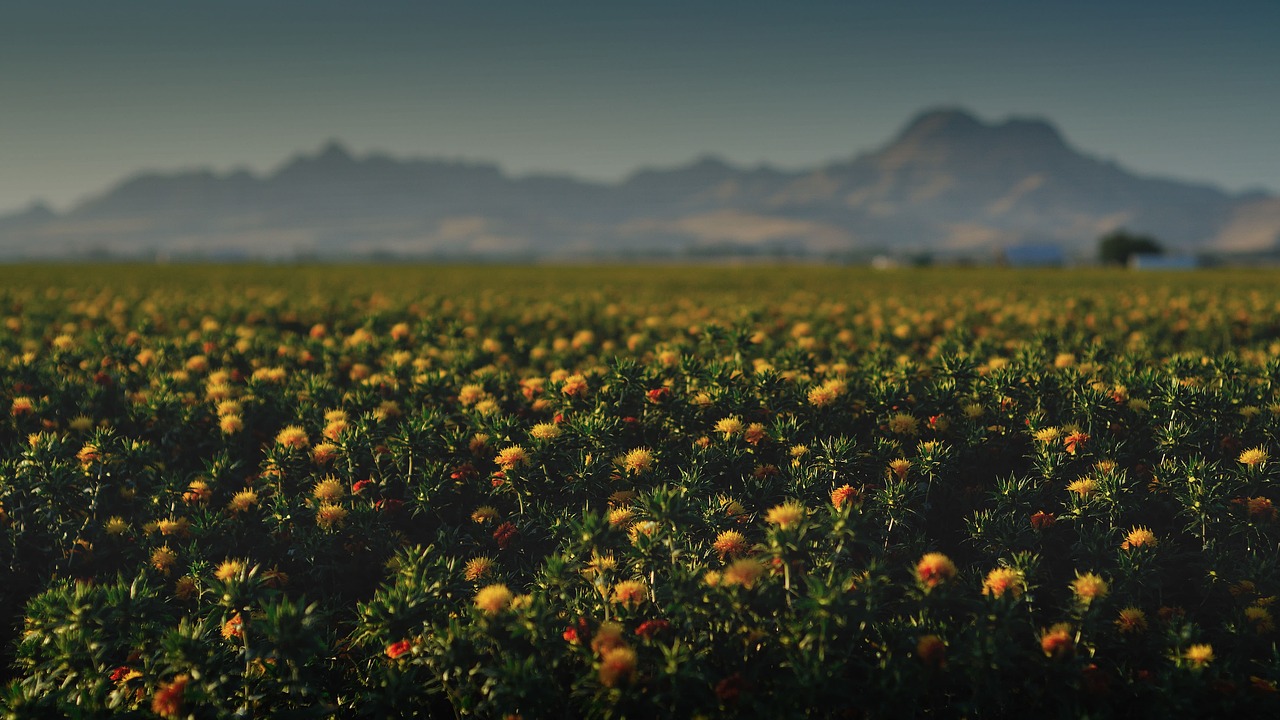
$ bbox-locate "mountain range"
[3,107,1279,260]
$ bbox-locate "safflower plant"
[0,265,1278,717]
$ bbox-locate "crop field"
[3,264,1280,717]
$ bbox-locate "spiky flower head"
[494,445,529,470]
[1183,643,1214,668]
[612,580,648,608]
[1122,527,1157,550]
[1072,572,1109,605]
[315,502,348,530]
[474,584,514,615]
[599,646,638,687]
[915,552,957,589]
[722,558,766,589]
[765,500,805,530]
[1115,607,1148,634]
[713,530,749,558]
[714,416,744,438]
[982,567,1025,599]
[1040,623,1075,658]
[1239,446,1269,467]
[464,557,497,582]
[620,447,654,475]
[312,477,345,503]
[275,425,309,449]
[228,489,258,513]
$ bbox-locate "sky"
[2,0,1279,214]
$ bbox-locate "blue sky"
[2,0,1278,213]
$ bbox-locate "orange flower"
[916,634,946,668]
[722,558,765,589]
[1040,623,1074,658]
[222,612,245,640]
[915,552,957,589]
[982,567,1025,599]
[712,530,749,558]
[599,646,638,687]
[612,580,648,608]
[830,484,861,510]
[1064,431,1089,455]
[150,674,189,718]
[1115,607,1148,634]
[10,396,35,417]
[464,557,496,582]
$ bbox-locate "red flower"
[109,666,131,682]
[493,522,518,549]
[450,463,477,480]
[1030,510,1056,530]
[715,672,746,704]
[646,387,670,403]
[385,640,412,659]
[351,479,373,495]
[374,498,404,514]
[635,619,670,639]
[563,627,579,644]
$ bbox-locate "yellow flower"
[714,416,744,438]
[315,502,348,530]
[214,559,246,582]
[275,425,309,449]
[765,501,805,529]
[1239,446,1269,467]
[1245,605,1275,633]
[228,489,258,513]
[1183,643,1214,668]
[887,413,919,436]
[722,558,765,589]
[1121,526,1157,550]
[474,584,514,615]
[151,546,178,575]
[713,530,749,558]
[219,414,244,434]
[471,506,498,524]
[464,557,496,582]
[612,580,648,608]
[1034,427,1062,443]
[1072,572,1109,605]
[529,422,561,440]
[105,516,129,535]
[312,477,346,503]
[620,447,654,475]
[607,507,636,529]
[1066,478,1097,497]
[494,445,529,470]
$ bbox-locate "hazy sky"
[2,0,1278,213]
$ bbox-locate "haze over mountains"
[3,108,1278,260]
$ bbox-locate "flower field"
[3,264,1280,717]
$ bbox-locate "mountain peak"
[315,139,355,163]
[897,107,984,141]
[883,107,1071,158]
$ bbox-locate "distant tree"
[1098,229,1163,265]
